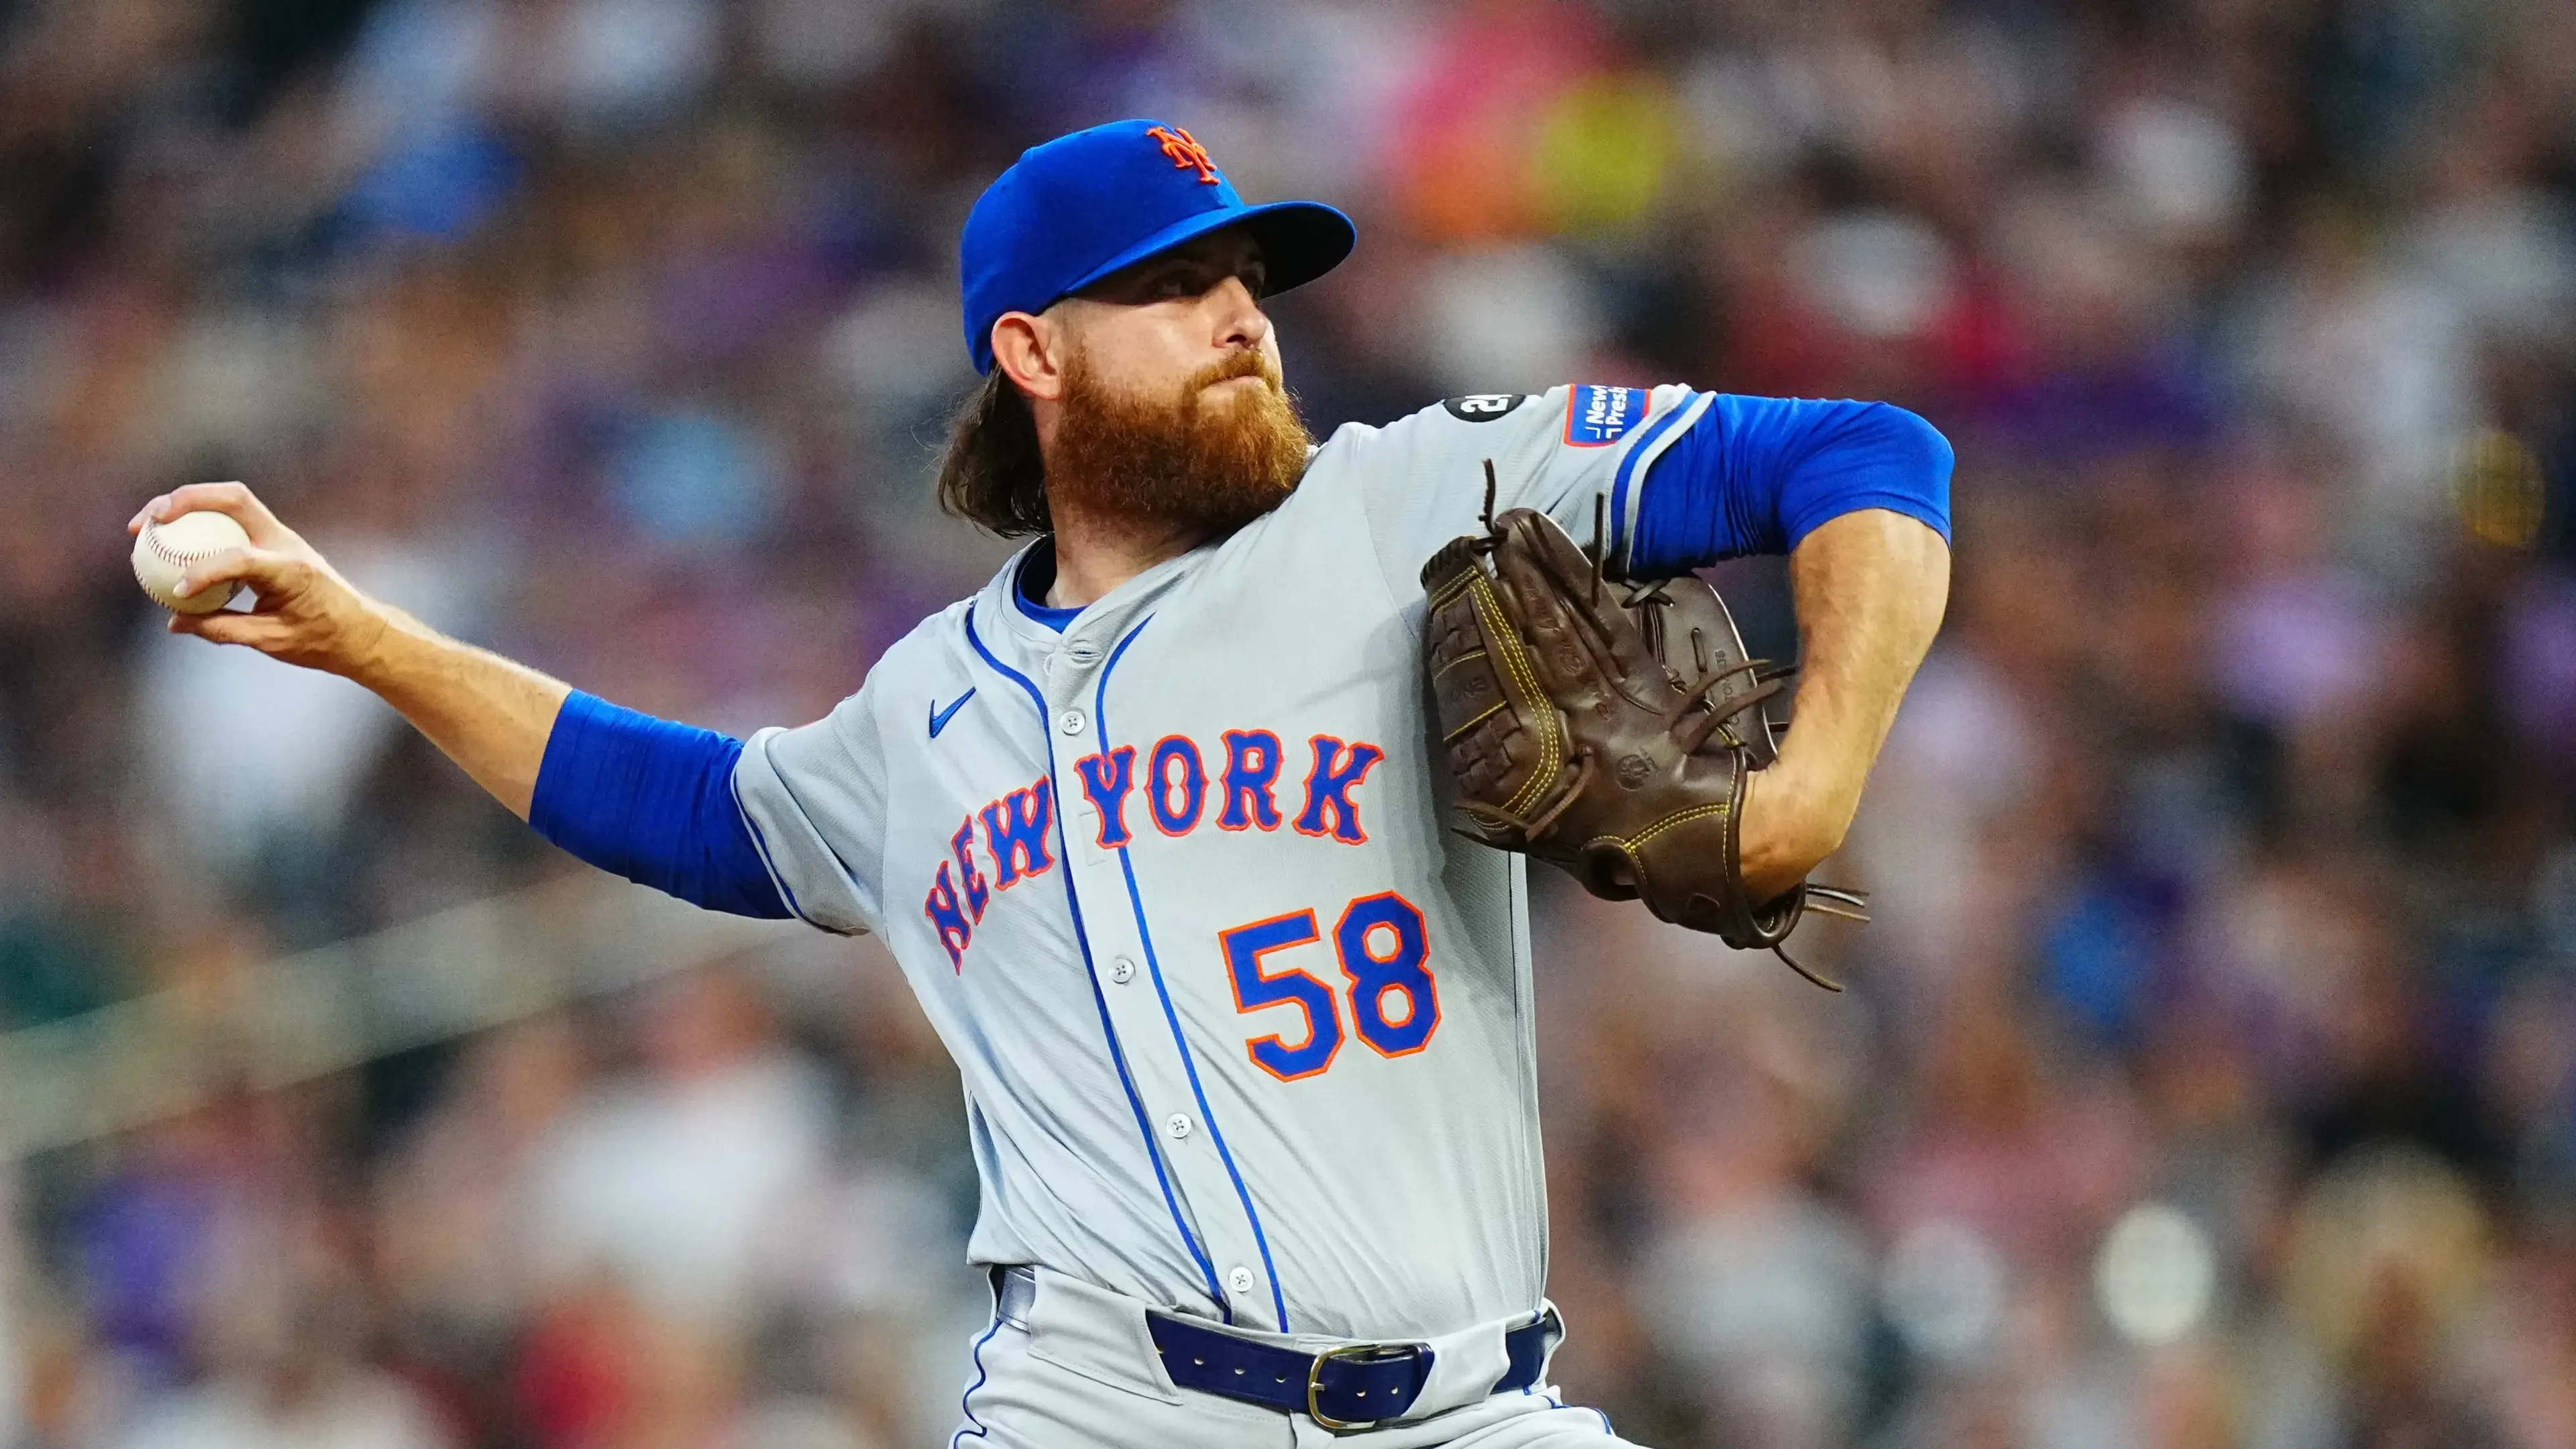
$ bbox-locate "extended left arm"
[1738,509,1949,899]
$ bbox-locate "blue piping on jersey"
[1012,551,1083,633]
[1094,618,1297,1334]
[1527,1389,1613,1437]
[727,767,818,926]
[949,1309,1004,1448]
[962,606,1231,1316]
[1607,390,1701,566]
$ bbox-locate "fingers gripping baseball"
[129,481,297,549]
[131,486,389,676]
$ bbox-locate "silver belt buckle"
[1306,1342,1422,1434]
[995,1265,1038,1328]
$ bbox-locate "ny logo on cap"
[1146,125,1220,184]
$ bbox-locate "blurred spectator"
[521,967,830,1331]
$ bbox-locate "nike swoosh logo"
[929,689,977,738]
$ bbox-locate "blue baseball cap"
[959,119,1357,375]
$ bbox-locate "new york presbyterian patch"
[1564,384,1649,447]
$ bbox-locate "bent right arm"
[132,484,791,921]
[133,483,570,818]
[357,615,572,820]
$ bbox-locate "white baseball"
[132,508,252,614]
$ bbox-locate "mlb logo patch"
[1564,385,1648,447]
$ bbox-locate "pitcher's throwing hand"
[127,482,391,676]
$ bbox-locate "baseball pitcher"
[132,120,1951,1446]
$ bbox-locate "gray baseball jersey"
[733,383,1717,1342]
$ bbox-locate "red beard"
[1046,347,1314,539]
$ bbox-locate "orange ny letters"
[1145,125,1220,184]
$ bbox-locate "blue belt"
[1145,1302,1557,1432]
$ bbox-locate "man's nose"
[1208,276,1269,352]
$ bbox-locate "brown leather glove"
[1419,466,1865,989]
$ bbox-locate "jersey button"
[1057,708,1085,737]
[1110,956,1137,984]
[1164,1113,1193,1140]
[1228,1267,1256,1296]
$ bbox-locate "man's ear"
[990,311,1069,403]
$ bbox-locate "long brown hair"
[936,370,1051,537]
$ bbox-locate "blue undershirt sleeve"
[1624,394,1953,574]
[529,691,792,918]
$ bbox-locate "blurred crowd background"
[6,0,2576,1445]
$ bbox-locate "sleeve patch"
[1442,393,1527,422]
[1564,385,1650,447]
